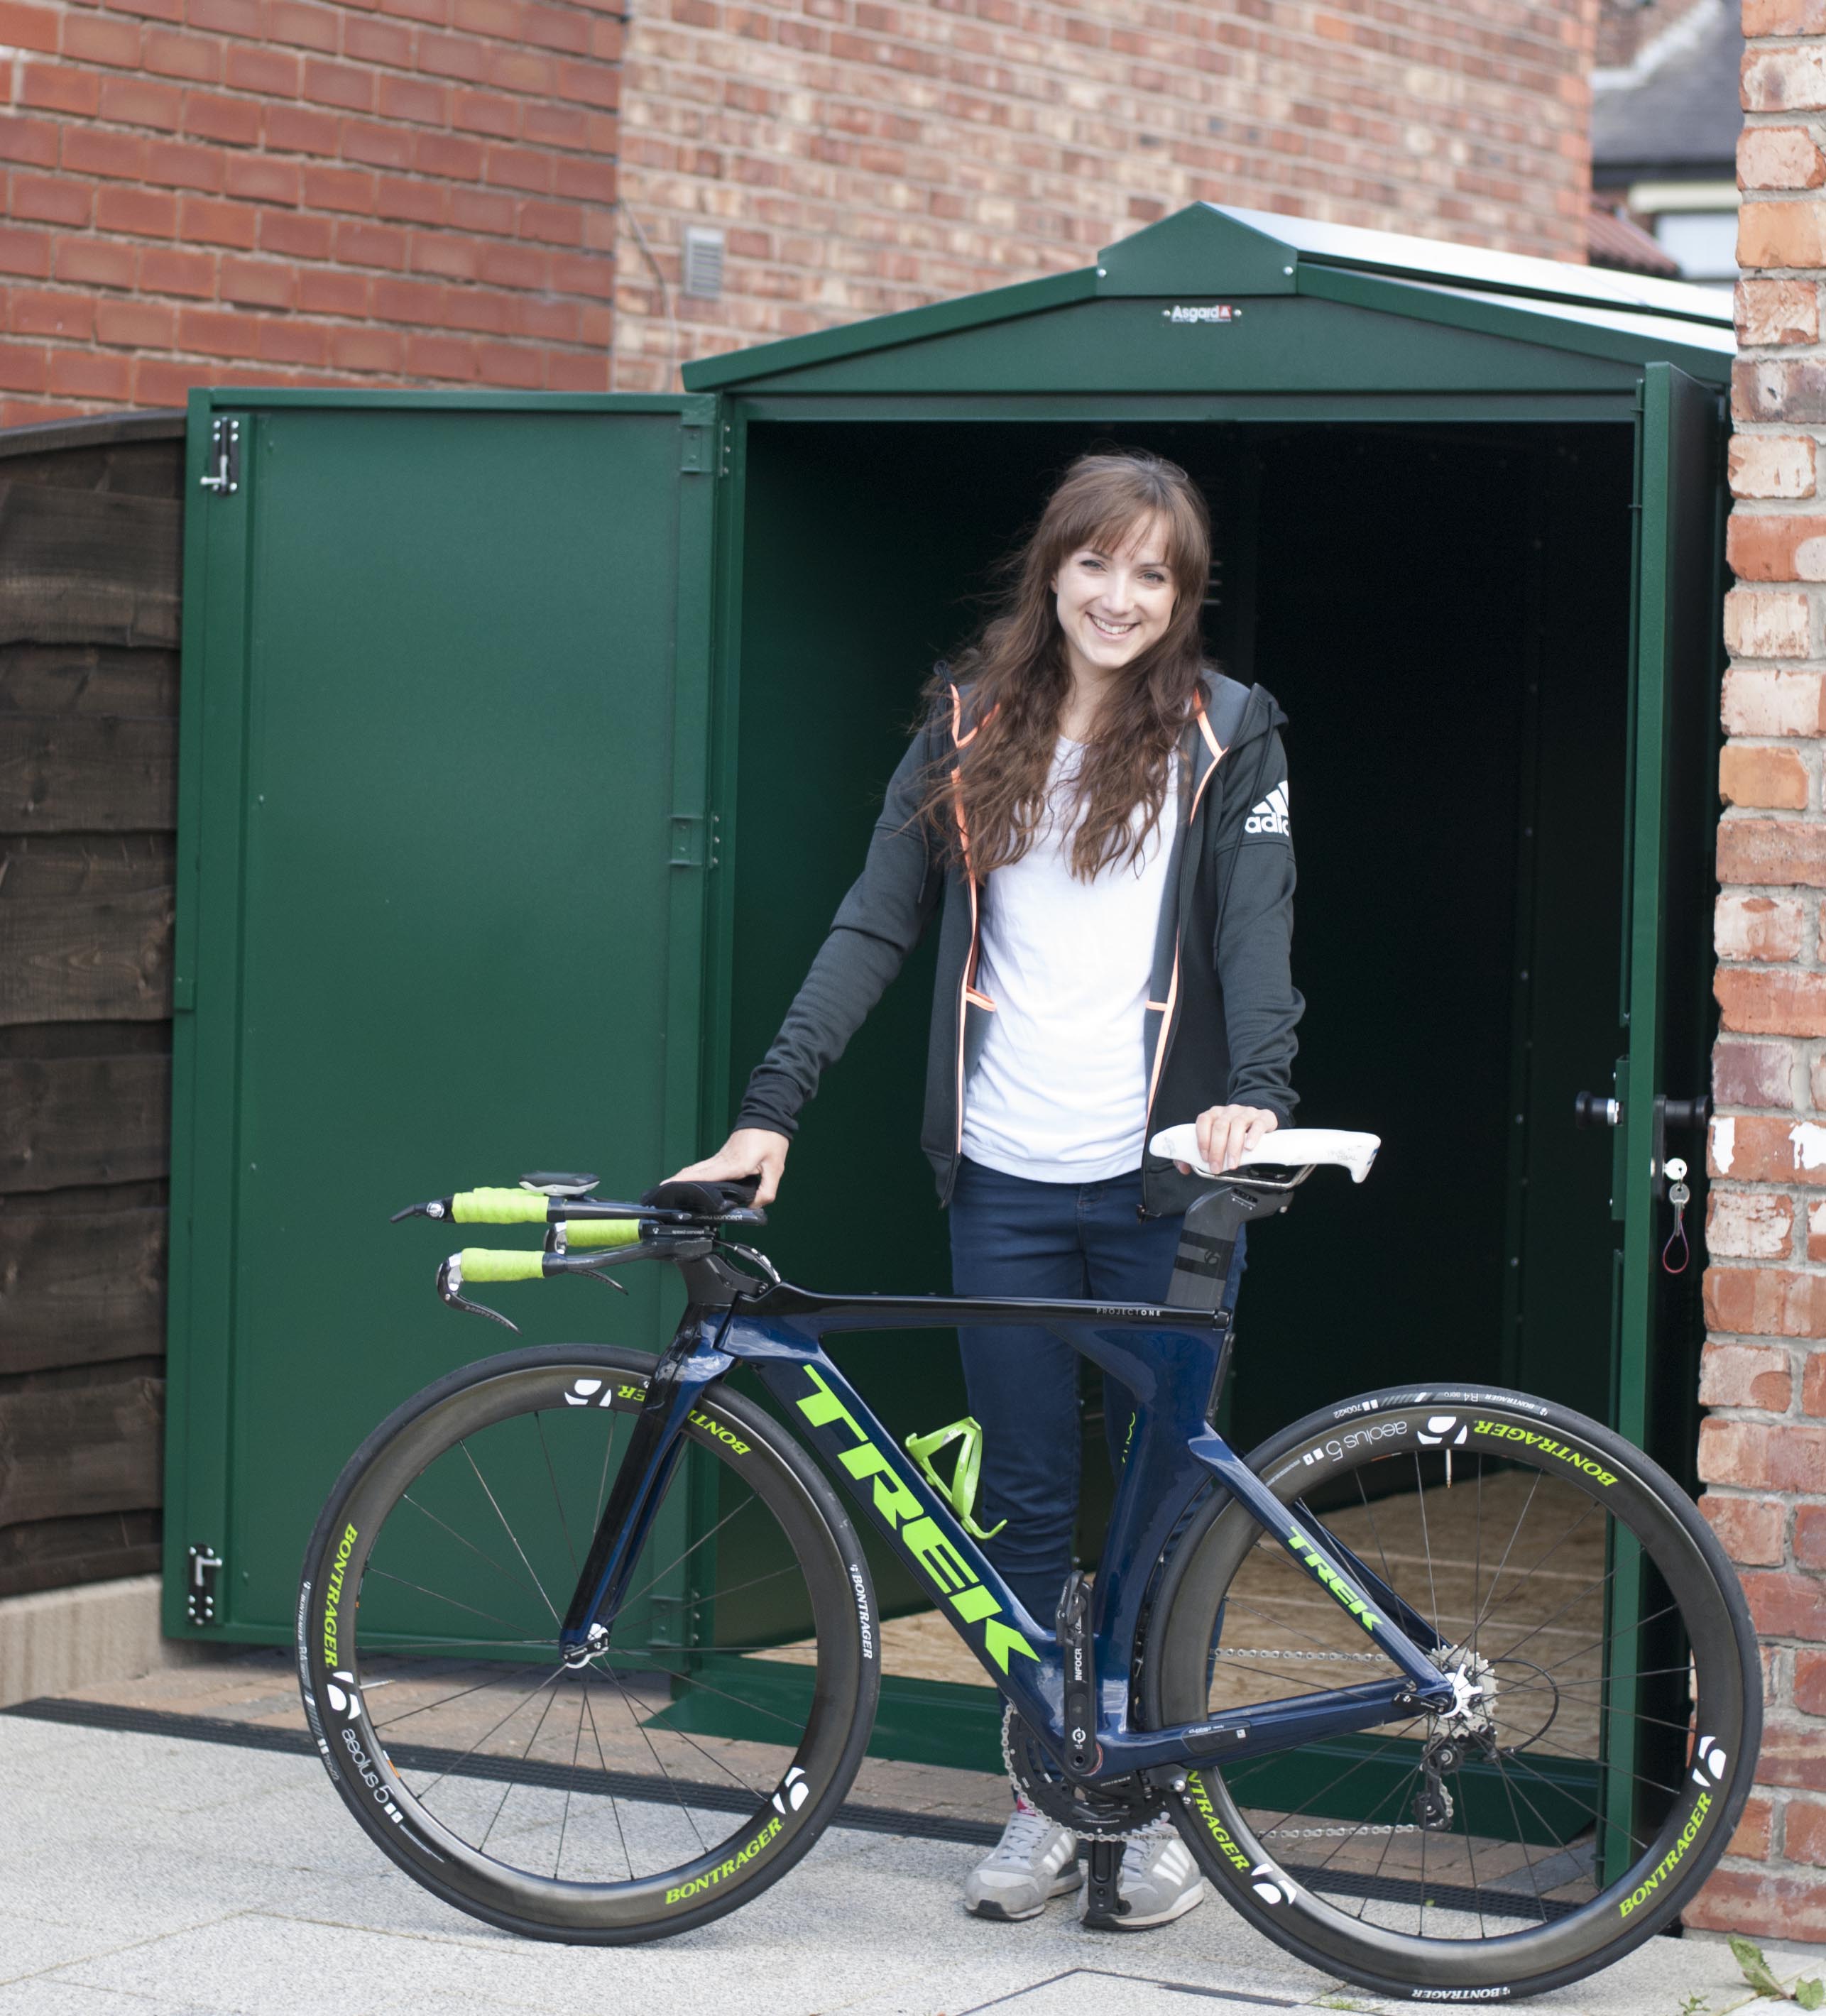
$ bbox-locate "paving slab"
[0,1716,1820,2016]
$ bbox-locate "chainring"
[1002,1707,1164,1841]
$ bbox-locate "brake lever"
[436,1256,520,1333]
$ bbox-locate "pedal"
[1082,1837,1130,1930]
[1056,1569,1097,1777]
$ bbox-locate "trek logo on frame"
[796,1369,1039,1674]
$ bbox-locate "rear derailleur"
[1414,1724,1499,1832]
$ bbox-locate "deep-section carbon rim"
[1147,1386,1759,2000]
[297,1344,876,1942]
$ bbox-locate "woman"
[674,450,1302,1929]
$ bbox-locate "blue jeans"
[948,1157,1247,1624]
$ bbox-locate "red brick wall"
[0,0,1606,418]
[0,0,622,422]
[611,0,1603,390]
[1691,0,1826,1942]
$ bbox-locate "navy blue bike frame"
[557,1282,1458,1780]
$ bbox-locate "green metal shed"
[165,202,1734,1776]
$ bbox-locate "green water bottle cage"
[903,1417,1005,1542]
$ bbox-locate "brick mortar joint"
[1696,1399,1814,1429]
[21,57,621,106]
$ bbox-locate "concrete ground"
[0,1658,1820,2016]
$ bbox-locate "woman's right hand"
[667,1128,791,1207]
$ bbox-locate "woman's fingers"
[1191,1105,1278,1173]
[667,1129,789,1205]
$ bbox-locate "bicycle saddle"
[1149,1124,1381,1183]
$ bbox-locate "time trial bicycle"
[297,1127,1759,2000]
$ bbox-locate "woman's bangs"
[1054,484,1204,593]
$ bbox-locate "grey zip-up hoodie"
[736,671,1303,1215]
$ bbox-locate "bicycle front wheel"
[297,1344,878,1943]
[1145,1386,1759,2000]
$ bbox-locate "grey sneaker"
[963,1802,1082,1921]
[1097,1818,1204,1930]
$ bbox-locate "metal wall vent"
[682,227,726,300]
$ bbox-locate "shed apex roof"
[682,200,1734,392]
[1195,204,1729,327]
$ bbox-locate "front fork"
[557,1313,732,1662]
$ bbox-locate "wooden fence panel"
[0,1374,165,1527]
[0,483,180,649]
[0,715,178,832]
[0,414,185,1601]
[0,886,174,1024]
[0,1057,170,1191]
[0,1210,167,1377]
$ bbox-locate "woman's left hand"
[1177,1104,1279,1176]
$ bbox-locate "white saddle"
[1149,1124,1382,1185]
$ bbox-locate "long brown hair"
[919,451,1213,882]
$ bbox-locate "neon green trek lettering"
[1286,1528,1382,1635]
[797,1369,1038,1674]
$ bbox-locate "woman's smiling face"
[1051,513,1176,678]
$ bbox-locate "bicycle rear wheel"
[1145,1386,1759,2000]
[297,1344,877,1943]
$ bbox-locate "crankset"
[1001,1707,1164,1842]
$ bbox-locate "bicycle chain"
[1000,1706,1164,1842]
[1213,1647,1383,1662]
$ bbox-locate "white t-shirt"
[960,738,1176,1181]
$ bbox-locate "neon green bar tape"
[564,1217,640,1250]
[460,1248,545,1282]
[452,1188,550,1225]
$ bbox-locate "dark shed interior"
[726,417,1639,1616]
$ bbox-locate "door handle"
[1573,1085,1709,1201]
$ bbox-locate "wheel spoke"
[361,1566,523,1633]
[554,1681,587,1879]
[580,1677,634,1882]
[478,1681,562,1852]
[1465,1469,1542,1646]
[461,1442,562,1626]
[598,1654,709,1856]
[406,1661,567,1804]
[614,1490,760,1614]
[535,1412,580,1578]
[398,1490,546,1606]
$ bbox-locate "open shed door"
[1602,362,1727,1876]
[165,394,719,1641]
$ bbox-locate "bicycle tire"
[297,1343,878,1943]
[1143,1384,1759,2000]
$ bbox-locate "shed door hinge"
[668,812,720,868]
[679,424,709,474]
[187,1544,224,1625]
[199,417,241,495]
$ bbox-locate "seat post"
[1167,1180,1289,1424]
[1165,1182,1281,1313]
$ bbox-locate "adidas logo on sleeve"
[1244,782,1290,837]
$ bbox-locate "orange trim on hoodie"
[1144,695,1228,1121]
